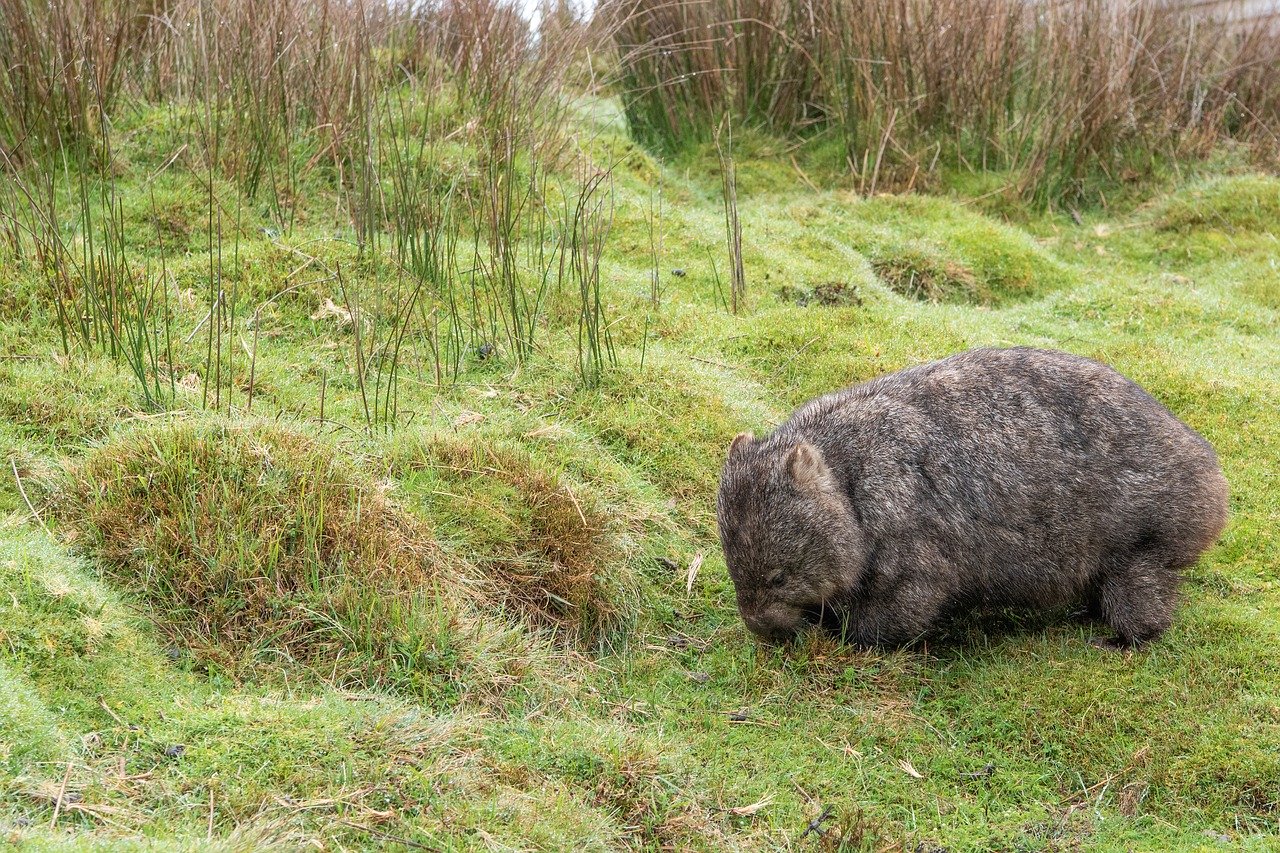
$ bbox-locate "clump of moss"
[61,418,465,695]
[846,194,1077,304]
[389,430,637,641]
[1150,174,1280,234]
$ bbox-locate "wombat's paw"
[1088,635,1135,653]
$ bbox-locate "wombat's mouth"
[802,603,846,634]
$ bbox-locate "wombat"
[716,347,1228,649]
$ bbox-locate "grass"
[1,6,1279,847]
[3,128,1277,848]
[61,419,445,687]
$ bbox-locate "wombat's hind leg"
[1094,552,1179,650]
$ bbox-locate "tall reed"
[4,0,620,415]
[1,120,175,408]
[564,165,617,388]
[606,0,1280,202]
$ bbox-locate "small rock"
[163,744,186,758]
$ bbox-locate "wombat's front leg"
[1093,551,1180,650]
[837,550,951,648]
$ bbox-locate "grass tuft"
[850,195,1078,304]
[58,418,470,697]
[871,247,982,304]
[388,429,641,642]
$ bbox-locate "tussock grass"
[388,429,642,641]
[849,195,1079,304]
[1150,174,1280,234]
[0,531,615,847]
[871,249,983,304]
[57,418,510,700]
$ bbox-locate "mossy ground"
[1,102,1278,850]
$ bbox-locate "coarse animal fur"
[716,347,1229,649]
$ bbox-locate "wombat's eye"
[766,571,785,588]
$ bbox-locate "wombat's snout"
[740,604,805,643]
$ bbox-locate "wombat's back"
[774,347,1226,608]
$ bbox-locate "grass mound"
[870,242,982,303]
[61,418,468,695]
[389,430,639,641]
[0,532,600,846]
[1151,174,1280,234]
[845,195,1077,304]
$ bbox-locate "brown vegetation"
[606,0,1280,202]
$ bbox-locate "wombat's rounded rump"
[716,347,1228,648]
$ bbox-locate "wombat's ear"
[785,442,831,492]
[728,431,754,460]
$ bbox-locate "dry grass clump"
[61,418,474,696]
[872,251,983,304]
[605,0,1280,203]
[389,431,638,641]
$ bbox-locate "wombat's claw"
[1088,635,1133,652]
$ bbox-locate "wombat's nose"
[742,609,800,644]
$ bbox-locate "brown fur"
[716,348,1229,648]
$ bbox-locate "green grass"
[1,101,1278,850]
